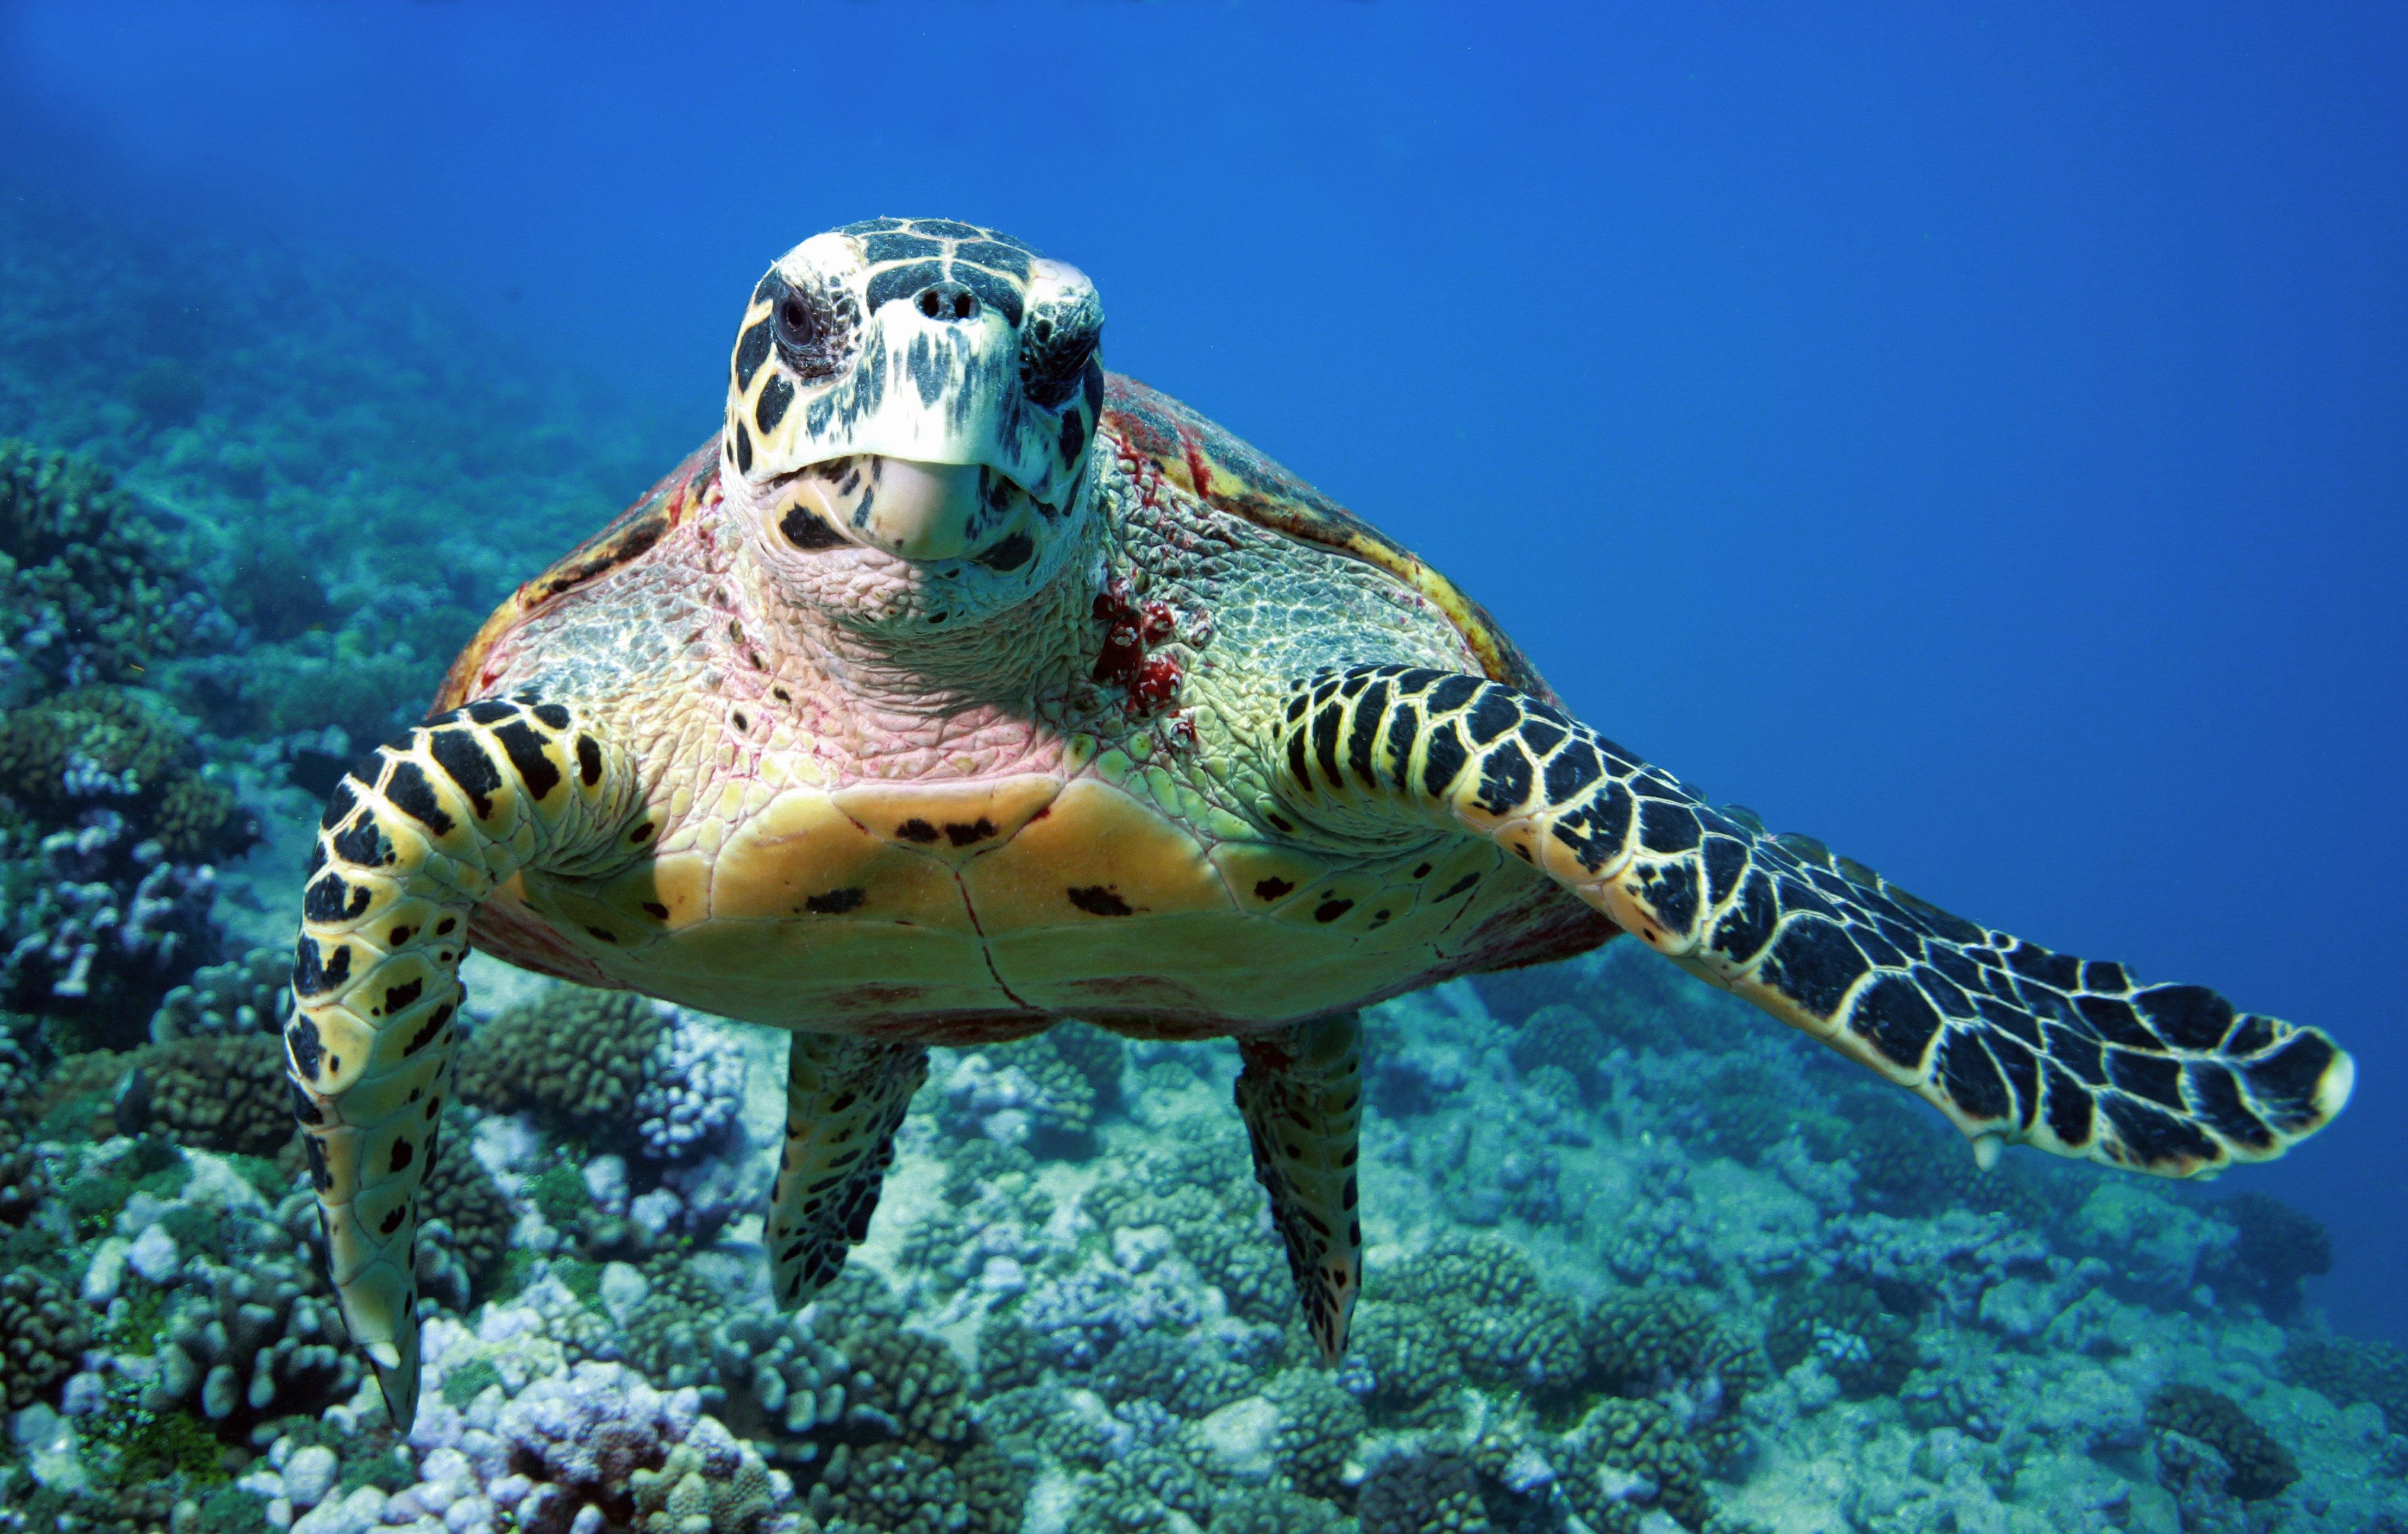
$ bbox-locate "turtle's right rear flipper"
[766,1033,928,1309]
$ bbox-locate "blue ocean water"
[0,3,2401,1530]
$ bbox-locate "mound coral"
[112,1033,294,1161]
[148,944,289,1042]
[2147,1383,2301,1502]
[1356,1445,1491,1534]
[457,988,741,1164]
[0,441,228,693]
[1765,1280,1918,1399]
[1379,1234,1585,1396]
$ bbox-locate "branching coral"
[1,1267,88,1409]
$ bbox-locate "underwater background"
[0,2,2403,1531]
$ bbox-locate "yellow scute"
[960,778,1232,934]
[708,789,968,929]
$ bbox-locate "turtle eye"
[1022,317,1099,411]
[769,278,857,382]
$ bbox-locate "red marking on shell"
[1090,576,1182,717]
[1130,655,1182,715]
[1183,441,1215,500]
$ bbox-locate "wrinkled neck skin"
[719,472,1104,777]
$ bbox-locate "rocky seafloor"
[1,191,2404,1534]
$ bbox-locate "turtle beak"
[780,456,1041,564]
[848,458,986,560]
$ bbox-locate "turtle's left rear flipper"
[766,1034,929,1310]
[1234,1011,1366,1361]
[1270,667,2354,1177]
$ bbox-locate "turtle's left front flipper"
[286,697,639,1428]
[1271,667,2355,1178]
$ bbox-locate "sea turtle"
[284,217,2355,1427]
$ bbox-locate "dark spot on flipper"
[1254,877,1295,902]
[435,917,456,935]
[1312,703,1345,790]
[1382,706,1421,790]
[1757,917,1871,1019]
[1472,741,1534,816]
[304,873,371,924]
[1633,857,1700,936]
[2040,1061,2095,1148]
[1847,975,1944,1070]
[289,1079,324,1127]
[629,822,655,845]
[1346,681,1389,786]
[492,720,562,802]
[2099,1093,2219,1169]
[895,819,940,844]
[1542,739,1601,803]
[1435,871,1479,902]
[575,735,603,787]
[402,1005,450,1056]
[1427,675,1481,714]
[384,761,454,836]
[532,703,571,730]
[2073,995,2161,1051]
[380,1206,406,1235]
[390,1138,413,1172]
[331,814,390,869]
[2004,942,2082,991]
[1068,885,1134,916]
[2131,984,2236,1052]
[2239,1031,2342,1130]
[1549,784,1634,876]
[1466,688,1520,744]
[389,926,412,945]
[1710,870,1780,963]
[428,728,501,819]
[1314,899,1354,923]
[319,779,360,832]
[943,818,998,847]
[382,979,423,1018]
[1986,1033,2041,1129]
[586,926,619,944]
[1936,1028,2012,1123]
[292,939,352,1000]
[2106,1048,2186,1110]
[804,888,867,915]
[303,1135,331,1192]
[1637,800,1703,855]
[641,902,669,919]
[1421,720,1469,799]
[2185,1062,2275,1150]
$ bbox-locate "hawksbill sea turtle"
[281,217,2355,1426]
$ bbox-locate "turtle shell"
[434,374,1551,715]
[1099,374,1555,702]
[432,438,722,713]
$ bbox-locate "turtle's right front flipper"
[1269,667,2355,1179]
[287,696,638,1429]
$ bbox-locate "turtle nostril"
[912,282,979,323]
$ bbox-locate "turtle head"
[725,217,1105,630]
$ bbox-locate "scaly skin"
[290,217,2354,1428]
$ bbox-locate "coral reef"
[0,190,2400,1534]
